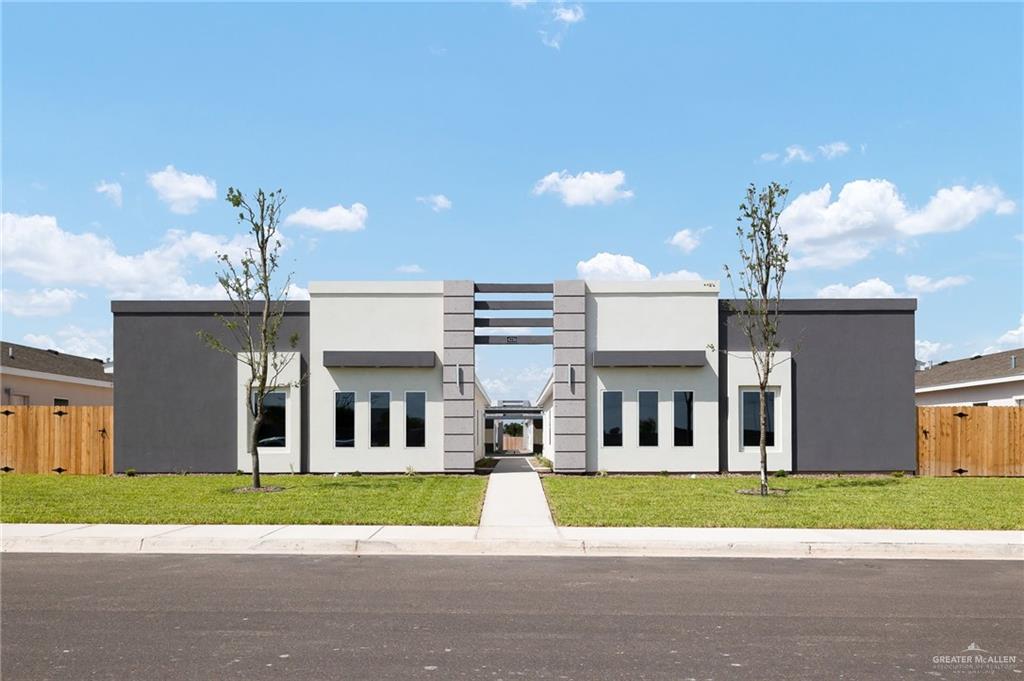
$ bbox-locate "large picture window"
[370,391,390,447]
[405,391,426,448]
[252,391,286,448]
[638,391,658,447]
[602,391,622,447]
[335,391,355,448]
[742,390,775,448]
[673,391,694,446]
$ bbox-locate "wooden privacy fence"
[502,435,525,453]
[917,406,1024,477]
[0,406,114,474]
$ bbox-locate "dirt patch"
[232,485,285,494]
[736,487,789,496]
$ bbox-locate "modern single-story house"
[112,280,917,474]
[1,341,113,406]
[915,347,1024,406]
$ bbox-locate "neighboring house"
[915,348,1024,406]
[0,341,113,406]
[111,280,917,474]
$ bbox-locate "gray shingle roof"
[0,341,112,383]
[915,347,1023,389]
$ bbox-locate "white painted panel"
[236,351,302,474]
[309,289,444,472]
[589,361,719,472]
[726,351,793,472]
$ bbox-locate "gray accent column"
[443,280,476,472]
[552,280,586,472]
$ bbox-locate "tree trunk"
[759,385,769,496]
[249,415,263,489]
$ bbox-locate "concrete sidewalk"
[478,457,556,540]
[3,523,1021,560]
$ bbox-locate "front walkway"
[478,457,556,539]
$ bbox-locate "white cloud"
[576,253,650,281]
[24,325,112,360]
[983,314,1024,354]
[553,4,584,23]
[533,170,633,206]
[576,252,703,282]
[146,165,216,214]
[818,141,850,159]
[284,283,310,300]
[508,0,535,6]
[416,194,452,212]
[1,288,84,317]
[396,264,425,274]
[0,212,253,299]
[95,180,123,207]
[784,145,813,163]
[898,185,1016,236]
[758,152,780,162]
[904,274,970,294]
[782,179,1017,269]
[479,365,551,402]
[819,273,972,299]
[816,277,902,299]
[915,339,951,362]
[666,228,707,254]
[285,203,368,232]
[654,269,703,281]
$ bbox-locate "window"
[370,391,390,447]
[335,392,355,447]
[252,391,286,448]
[406,391,426,448]
[602,391,622,446]
[673,391,694,446]
[53,398,70,407]
[742,390,775,448]
[638,391,659,447]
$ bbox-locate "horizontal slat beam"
[474,283,554,293]
[475,300,554,310]
[590,350,705,368]
[474,317,553,328]
[324,351,437,368]
[474,335,554,345]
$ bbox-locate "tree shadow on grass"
[800,477,902,491]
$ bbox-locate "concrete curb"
[3,524,1021,560]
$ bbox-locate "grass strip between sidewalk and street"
[0,474,488,526]
[541,475,1024,530]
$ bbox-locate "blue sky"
[2,2,1022,401]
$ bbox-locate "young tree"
[199,187,299,490]
[724,182,790,496]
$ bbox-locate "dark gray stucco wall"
[719,299,917,472]
[112,301,310,473]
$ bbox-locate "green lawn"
[542,475,1024,530]
[0,474,488,526]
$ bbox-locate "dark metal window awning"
[323,351,437,368]
[591,350,706,368]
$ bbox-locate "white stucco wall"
[236,351,302,473]
[915,378,1024,407]
[308,282,445,472]
[584,281,720,472]
[726,351,793,472]
[474,379,489,460]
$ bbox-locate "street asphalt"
[2,554,1021,680]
